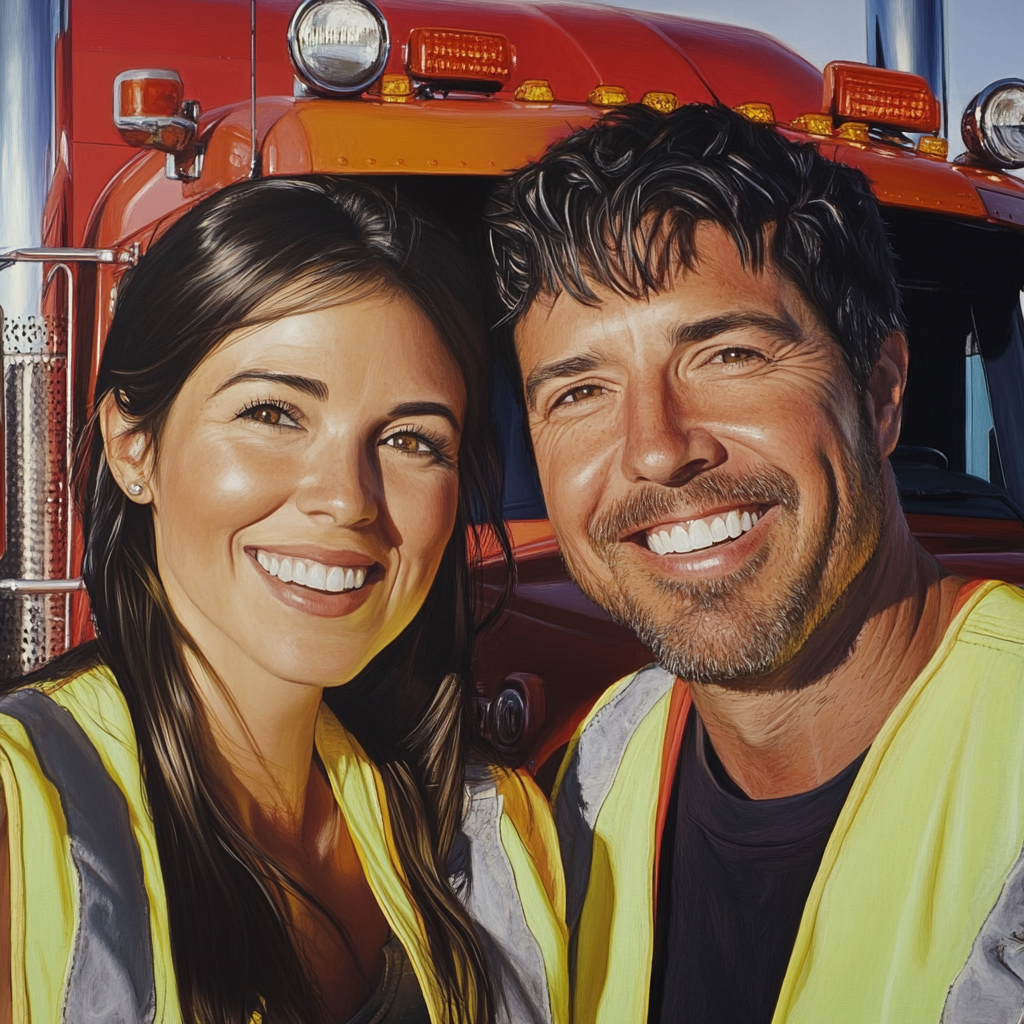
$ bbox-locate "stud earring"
[127,481,144,496]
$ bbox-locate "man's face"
[515,223,887,686]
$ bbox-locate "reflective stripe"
[942,839,1024,1024]
[450,765,553,1024]
[553,663,674,938]
[0,688,155,1024]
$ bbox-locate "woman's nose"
[293,441,380,529]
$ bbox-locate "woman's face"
[129,289,466,688]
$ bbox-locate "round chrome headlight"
[288,0,390,97]
[962,79,1024,169]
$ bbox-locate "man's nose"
[620,379,726,487]
[294,441,380,528]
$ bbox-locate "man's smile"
[642,503,767,554]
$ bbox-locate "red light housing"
[824,61,940,134]
[408,28,514,86]
[113,69,195,152]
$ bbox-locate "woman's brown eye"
[253,406,281,425]
[386,434,428,454]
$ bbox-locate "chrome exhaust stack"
[867,0,948,136]
[0,0,73,673]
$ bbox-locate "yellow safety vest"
[554,580,1024,1024]
[0,665,568,1024]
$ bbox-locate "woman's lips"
[245,546,381,619]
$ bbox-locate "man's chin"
[622,604,805,686]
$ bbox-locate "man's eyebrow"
[387,401,461,432]
[674,311,802,346]
[212,371,329,402]
[524,353,602,411]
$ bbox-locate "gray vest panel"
[942,838,1024,1024]
[449,764,554,1024]
[552,663,675,983]
[0,688,156,1024]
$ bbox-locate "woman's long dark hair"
[21,177,512,1023]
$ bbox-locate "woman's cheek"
[158,441,293,556]
[383,466,460,586]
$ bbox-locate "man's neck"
[686,507,965,800]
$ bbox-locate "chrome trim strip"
[0,578,85,593]
[0,247,137,265]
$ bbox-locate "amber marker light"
[514,79,554,103]
[917,135,949,159]
[113,69,194,152]
[733,102,775,125]
[835,120,870,143]
[372,73,415,102]
[642,92,678,114]
[408,28,513,86]
[824,61,940,133]
[791,113,834,136]
[588,85,629,107]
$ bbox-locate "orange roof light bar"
[408,28,514,84]
[824,61,940,134]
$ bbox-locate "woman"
[0,178,566,1024]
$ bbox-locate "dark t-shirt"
[648,706,866,1024]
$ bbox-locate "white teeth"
[646,507,763,555]
[670,525,692,552]
[689,519,713,549]
[710,516,728,542]
[255,550,370,593]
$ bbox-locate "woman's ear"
[99,392,154,503]
[866,331,909,460]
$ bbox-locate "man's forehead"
[514,222,799,364]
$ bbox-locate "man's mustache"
[588,468,801,551]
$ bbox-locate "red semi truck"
[2,0,1024,784]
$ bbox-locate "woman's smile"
[246,544,381,618]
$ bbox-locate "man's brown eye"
[563,384,605,404]
[720,348,752,363]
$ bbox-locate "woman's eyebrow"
[212,370,329,401]
[388,401,461,432]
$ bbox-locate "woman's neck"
[184,647,325,835]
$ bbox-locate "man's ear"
[99,392,154,503]
[866,331,909,459]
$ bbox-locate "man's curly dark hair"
[487,102,905,395]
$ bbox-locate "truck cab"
[2,0,1024,783]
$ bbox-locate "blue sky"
[608,0,1024,164]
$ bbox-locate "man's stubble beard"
[561,436,885,688]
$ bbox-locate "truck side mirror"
[112,69,203,181]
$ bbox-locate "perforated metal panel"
[0,314,67,673]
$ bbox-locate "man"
[487,103,1024,1024]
